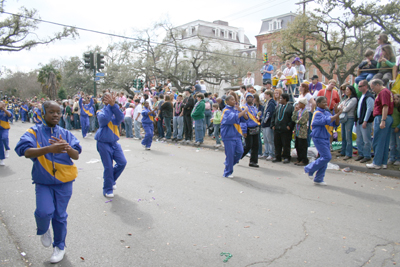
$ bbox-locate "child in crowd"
[388,94,400,165]
[355,49,378,84]
[304,96,342,185]
[212,103,222,148]
[15,101,81,263]
[292,98,309,166]
[0,101,12,166]
[141,101,158,150]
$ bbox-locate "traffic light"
[96,53,105,71]
[138,80,143,89]
[83,52,94,70]
[133,79,137,88]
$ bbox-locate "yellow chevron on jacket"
[26,129,78,182]
[107,121,120,138]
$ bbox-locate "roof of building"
[174,20,253,45]
[257,12,297,36]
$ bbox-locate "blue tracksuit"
[141,107,154,148]
[14,124,82,250]
[20,104,28,122]
[33,108,43,125]
[79,97,94,138]
[304,107,337,183]
[0,109,12,160]
[221,105,245,177]
[95,104,126,195]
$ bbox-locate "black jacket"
[182,96,194,116]
[271,103,295,133]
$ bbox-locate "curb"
[147,138,400,178]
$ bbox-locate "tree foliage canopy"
[0,0,77,52]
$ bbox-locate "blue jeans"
[164,117,172,139]
[204,110,212,136]
[173,116,184,139]
[356,122,372,159]
[341,118,355,157]
[65,115,72,130]
[372,115,393,166]
[262,127,275,157]
[195,119,204,143]
[389,128,400,162]
[124,117,133,138]
[15,114,19,121]
[355,72,375,84]
[134,120,142,139]
[214,123,221,144]
[157,118,164,138]
[73,114,80,129]
[89,116,96,132]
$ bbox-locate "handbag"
[339,112,348,124]
[248,127,259,135]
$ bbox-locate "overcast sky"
[1,0,310,73]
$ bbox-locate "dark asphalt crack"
[360,242,400,267]
[245,221,308,266]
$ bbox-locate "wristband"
[382,119,386,121]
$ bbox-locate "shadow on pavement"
[42,254,73,267]
[110,195,154,231]
[232,176,287,194]
[324,185,400,206]
[0,166,15,177]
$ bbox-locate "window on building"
[251,51,256,58]
[262,43,268,54]
[314,45,318,51]
[349,75,353,84]
[322,76,326,83]
[306,42,310,50]
[313,68,317,75]
[242,52,248,57]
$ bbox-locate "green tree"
[0,0,77,52]
[0,69,40,98]
[38,64,62,100]
[58,87,67,100]
[276,8,378,84]
[321,0,400,44]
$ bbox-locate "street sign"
[95,77,100,81]
[96,73,105,77]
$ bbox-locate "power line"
[229,0,294,21]
[222,0,280,20]
[0,10,263,61]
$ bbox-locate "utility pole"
[295,0,313,67]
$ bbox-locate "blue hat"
[245,93,254,99]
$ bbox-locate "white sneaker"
[382,164,387,169]
[88,133,92,135]
[394,161,400,166]
[133,137,139,140]
[50,246,66,263]
[5,150,9,158]
[366,163,381,169]
[142,145,146,148]
[40,228,52,247]
[246,153,251,157]
[304,172,313,180]
[104,193,114,198]
[314,181,327,186]
[0,160,4,166]
[146,147,151,150]
[215,144,221,148]
[113,185,117,190]
[223,175,233,178]
[266,156,273,161]
[387,160,395,165]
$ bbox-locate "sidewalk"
[141,134,400,178]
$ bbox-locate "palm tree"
[37,64,62,100]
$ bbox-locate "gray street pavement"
[1,122,400,267]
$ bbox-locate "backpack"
[205,101,212,110]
